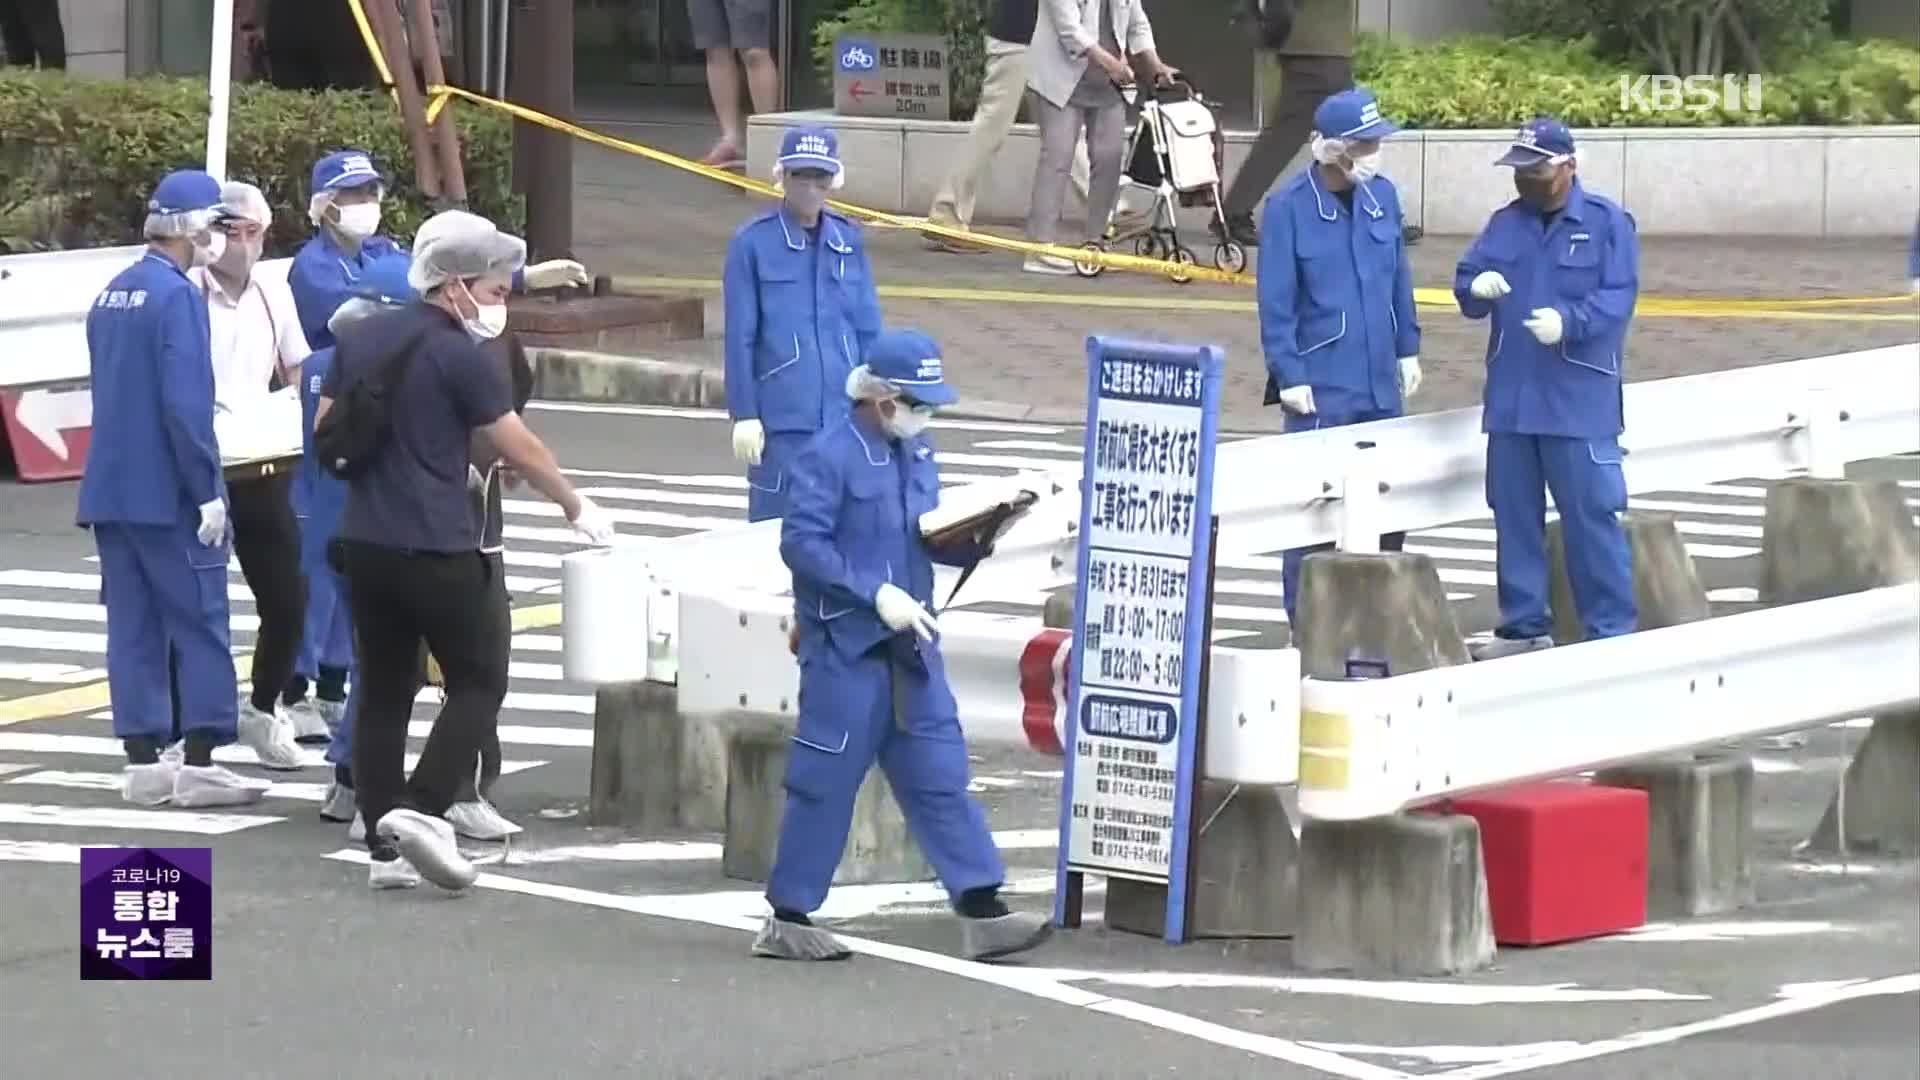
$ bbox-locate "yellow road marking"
[0,602,564,727]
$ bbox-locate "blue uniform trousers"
[766,640,1006,914]
[299,558,355,676]
[1486,432,1636,641]
[746,432,814,523]
[94,521,239,742]
[1279,406,1408,626]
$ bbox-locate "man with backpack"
[314,210,613,892]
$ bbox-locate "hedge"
[802,0,1918,128]
[0,69,522,255]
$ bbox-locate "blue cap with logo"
[352,253,418,306]
[148,169,227,217]
[864,329,957,407]
[1313,88,1398,141]
[312,149,385,193]
[777,126,842,175]
[1496,116,1576,167]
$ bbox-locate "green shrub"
[1353,32,1920,127]
[1489,0,1833,75]
[0,69,521,254]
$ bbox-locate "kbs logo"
[838,40,877,72]
[1618,74,1764,114]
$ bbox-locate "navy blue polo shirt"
[320,301,514,553]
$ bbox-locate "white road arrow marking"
[12,387,91,460]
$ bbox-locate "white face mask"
[190,231,226,269]
[1346,151,1382,183]
[883,402,934,441]
[782,175,834,218]
[458,279,508,341]
[333,202,382,240]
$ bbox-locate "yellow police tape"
[349,38,1916,317]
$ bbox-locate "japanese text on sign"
[1080,549,1192,698]
[834,34,953,121]
[1067,700,1180,877]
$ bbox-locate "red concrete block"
[1445,781,1650,946]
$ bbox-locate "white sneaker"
[286,700,332,743]
[237,702,305,771]
[368,855,422,890]
[446,798,523,841]
[376,808,476,891]
[122,761,180,807]
[348,812,366,843]
[1022,253,1075,276]
[172,764,271,808]
[1469,634,1554,661]
[320,782,356,823]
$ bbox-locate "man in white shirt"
[187,181,311,768]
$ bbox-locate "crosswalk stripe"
[0,597,263,630]
[4,758,550,801]
[502,500,739,532]
[407,720,594,747]
[0,839,84,863]
[412,688,594,714]
[1629,498,1765,518]
[0,568,252,602]
[0,802,284,835]
[0,732,549,773]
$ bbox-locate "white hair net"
[407,209,528,293]
[844,364,902,403]
[220,181,272,227]
[143,207,219,241]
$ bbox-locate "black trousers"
[1223,54,1355,217]
[0,0,65,68]
[229,472,307,714]
[340,541,509,847]
[451,552,508,802]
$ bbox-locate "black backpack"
[313,319,432,480]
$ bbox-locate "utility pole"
[510,0,574,262]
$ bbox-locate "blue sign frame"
[1053,336,1223,945]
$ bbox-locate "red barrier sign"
[1017,627,1071,756]
[0,380,93,482]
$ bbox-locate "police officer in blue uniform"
[289,149,591,353]
[724,126,884,522]
[1256,88,1422,626]
[1454,116,1641,659]
[1907,211,1919,297]
[303,254,417,834]
[753,329,1051,964]
[77,169,288,809]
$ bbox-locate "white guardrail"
[614,342,1920,685]
[1296,583,1920,821]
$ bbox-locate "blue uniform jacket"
[76,251,225,527]
[780,415,979,663]
[296,345,347,569]
[1256,169,1420,418]
[1908,212,1919,280]
[1454,180,1640,440]
[291,231,531,353]
[723,208,883,436]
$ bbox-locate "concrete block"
[528,347,728,409]
[1294,813,1495,975]
[1106,780,1299,939]
[1626,129,1827,237]
[1804,708,1920,856]
[589,679,726,831]
[1043,589,1074,631]
[1595,751,1755,918]
[1760,477,1920,604]
[1823,132,1920,236]
[1547,510,1709,644]
[1294,551,1469,678]
[721,724,934,886]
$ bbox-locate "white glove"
[1910,277,1920,298]
[196,498,228,547]
[1523,306,1565,346]
[1470,271,1512,300]
[1277,385,1316,415]
[732,419,766,466]
[874,583,939,642]
[567,495,616,546]
[467,464,487,493]
[1398,355,1422,398]
[525,259,590,290]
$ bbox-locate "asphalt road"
[1,403,1917,1078]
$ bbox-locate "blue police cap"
[777,126,842,175]
[312,149,384,193]
[148,170,227,216]
[352,254,418,306]
[865,329,957,407]
[1313,88,1398,141]
[1497,116,1576,167]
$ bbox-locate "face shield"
[844,364,936,440]
[1309,132,1383,183]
